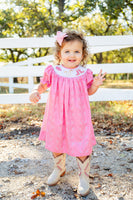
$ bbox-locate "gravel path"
[0,124,133,200]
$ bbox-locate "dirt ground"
[0,120,133,200]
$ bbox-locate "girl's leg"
[47,152,66,186]
[76,155,91,196]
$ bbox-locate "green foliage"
[0,0,132,81]
[0,0,98,62]
[98,0,132,19]
[0,101,132,122]
[67,13,133,80]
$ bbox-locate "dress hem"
[38,138,96,157]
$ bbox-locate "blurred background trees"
[0,0,132,81]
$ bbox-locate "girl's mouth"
[69,60,76,62]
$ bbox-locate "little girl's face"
[59,40,83,69]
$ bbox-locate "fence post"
[9,77,14,93]
[28,58,34,93]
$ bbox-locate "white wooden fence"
[0,35,133,104]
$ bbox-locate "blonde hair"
[54,31,90,66]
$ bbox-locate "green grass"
[0,87,28,94]
[0,104,46,121]
[90,101,133,121]
[0,80,133,124]
[0,101,132,123]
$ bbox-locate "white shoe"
[76,156,91,196]
[47,154,66,186]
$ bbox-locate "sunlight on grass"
[0,101,132,122]
[0,87,28,94]
[90,101,133,120]
[101,80,133,89]
[0,104,45,121]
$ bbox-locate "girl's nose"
[69,52,75,57]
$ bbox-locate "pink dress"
[39,64,96,157]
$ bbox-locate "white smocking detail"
[53,65,87,78]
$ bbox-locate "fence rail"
[0,63,132,94]
[0,63,133,78]
[0,35,133,104]
[0,89,133,104]
[0,35,133,53]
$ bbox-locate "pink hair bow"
[55,31,68,46]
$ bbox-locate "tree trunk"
[9,49,19,83]
[59,0,65,16]
[95,53,103,64]
[57,0,65,31]
[127,73,129,80]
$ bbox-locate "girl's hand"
[29,91,41,103]
[93,69,107,87]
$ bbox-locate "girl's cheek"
[64,55,68,58]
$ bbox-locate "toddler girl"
[29,31,106,196]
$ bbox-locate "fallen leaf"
[36,189,40,195]
[108,173,113,177]
[31,194,38,199]
[124,147,133,151]
[104,167,111,171]
[109,140,113,144]
[74,193,79,198]
[95,183,102,189]
[92,165,100,169]
[128,159,133,163]
[93,173,100,178]
[14,170,24,175]
[31,189,45,199]
[0,124,3,129]
[89,174,95,179]
[110,129,115,133]
[127,168,132,172]
[120,163,125,166]
[41,191,45,197]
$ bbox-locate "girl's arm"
[88,69,106,96]
[88,84,99,96]
[33,83,48,94]
[29,83,48,103]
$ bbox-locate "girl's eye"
[75,51,79,53]
[65,51,69,53]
